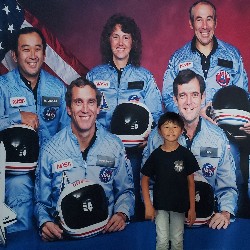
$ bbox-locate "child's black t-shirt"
[141,145,199,213]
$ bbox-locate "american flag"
[0,0,88,84]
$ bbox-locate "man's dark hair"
[158,112,185,130]
[100,13,142,66]
[173,69,206,97]
[189,0,217,25]
[12,27,47,55]
[65,77,102,107]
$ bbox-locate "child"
[141,112,199,250]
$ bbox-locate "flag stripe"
[23,11,88,84]
[0,62,8,75]
[1,7,88,85]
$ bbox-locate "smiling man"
[142,69,238,230]
[35,78,134,241]
[0,27,70,233]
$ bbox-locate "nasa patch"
[99,167,113,183]
[128,95,140,102]
[53,159,73,173]
[202,163,216,177]
[94,80,110,88]
[216,70,230,86]
[43,107,57,121]
[10,97,27,107]
[179,61,193,70]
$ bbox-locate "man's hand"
[200,103,216,125]
[239,121,250,134]
[41,221,63,242]
[20,111,39,130]
[103,212,127,233]
[208,211,230,229]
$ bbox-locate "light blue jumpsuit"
[0,68,70,232]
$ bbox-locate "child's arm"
[187,173,196,226]
[141,175,155,221]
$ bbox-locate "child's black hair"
[158,112,184,130]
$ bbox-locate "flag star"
[0,42,4,50]
[16,5,21,12]
[2,5,10,15]
[8,24,15,33]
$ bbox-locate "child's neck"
[161,141,179,152]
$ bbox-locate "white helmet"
[212,85,250,141]
[57,179,109,238]
[110,102,153,147]
[0,124,39,175]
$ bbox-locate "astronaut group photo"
[0,0,250,249]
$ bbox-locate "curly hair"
[100,14,142,66]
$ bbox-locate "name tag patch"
[10,97,27,107]
[96,155,115,168]
[53,159,73,173]
[42,96,60,107]
[200,147,218,158]
[218,58,233,69]
[128,81,144,90]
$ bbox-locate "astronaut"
[86,14,162,219]
[35,77,134,241]
[142,69,237,230]
[0,27,70,233]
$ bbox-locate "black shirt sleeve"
[141,148,158,177]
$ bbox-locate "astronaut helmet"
[185,173,214,227]
[212,85,250,141]
[57,179,109,238]
[110,102,153,147]
[0,124,39,175]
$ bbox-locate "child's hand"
[186,209,196,226]
[145,204,155,221]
